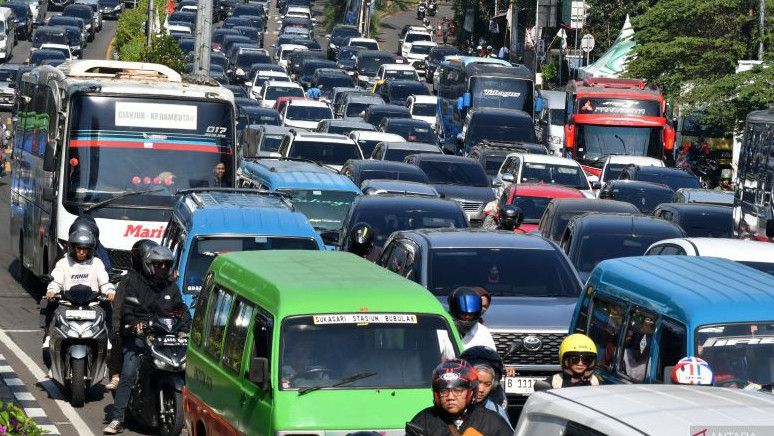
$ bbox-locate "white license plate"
[504,376,542,395]
[65,309,96,320]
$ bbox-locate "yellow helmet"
[558,333,597,364]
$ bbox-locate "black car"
[4,2,33,39]
[378,118,436,144]
[32,26,69,49]
[560,213,685,281]
[232,26,262,47]
[337,195,468,259]
[327,24,360,60]
[377,79,431,106]
[330,86,360,114]
[370,141,442,161]
[424,45,459,83]
[459,108,538,155]
[177,37,195,55]
[232,3,265,18]
[287,49,326,78]
[619,165,702,191]
[598,180,675,214]
[354,50,397,88]
[362,104,412,127]
[653,203,733,238]
[340,159,430,186]
[316,119,375,136]
[335,45,365,72]
[222,84,248,98]
[295,59,337,89]
[98,0,123,19]
[538,198,640,243]
[229,50,271,83]
[211,28,240,52]
[403,153,495,224]
[468,143,547,184]
[311,71,354,99]
[29,49,66,66]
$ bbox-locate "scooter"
[417,4,426,20]
[48,284,109,408]
[125,314,187,436]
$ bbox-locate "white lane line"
[4,377,24,385]
[0,364,12,373]
[14,391,36,401]
[0,328,96,436]
[24,407,46,417]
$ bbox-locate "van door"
[238,308,274,435]
[584,295,627,383]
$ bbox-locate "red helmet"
[431,359,478,407]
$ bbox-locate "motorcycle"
[125,314,187,436]
[47,284,109,408]
[428,1,436,16]
[417,4,426,20]
[692,155,721,189]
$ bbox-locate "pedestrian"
[498,45,509,59]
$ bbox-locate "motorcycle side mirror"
[124,296,141,307]
[504,338,523,358]
[320,229,340,247]
[348,223,375,257]
[533,380,552,392]
[248,356,270,390]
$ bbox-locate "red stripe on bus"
[183,387,239,436]
[69,140,221,153]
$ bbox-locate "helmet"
[720,168,732,181]
[68,229,96,261]
[447,287,482,334]
[499,205,523,231]
[672,356,714,385]
[558,333,597,364]
[141,245,175,279]
[130,239,159,272]
[69,215,100,241]
[431,359,478,407]
[476,45,482,50]
[487,45,493,50]
[460,345,503,380]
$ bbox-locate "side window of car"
[644,245,663,255]
[659,209,674,221]
[656,317,687,382]
[499,157,512,175]
[658,245,685,255]
[278,136,291,156]
[203,286,235,359]
[247,308,274,385]
[221,298,256,373]
[573,286,593,333]
[190,275,214,348]
[377,240,396,266]
[586,296,627,372]
[564,421,608,436]
[617,308,657,383]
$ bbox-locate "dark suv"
[377,228,582,410]
[619,165,702,191]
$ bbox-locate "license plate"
[65,309,96,320]
[504,376,542,395]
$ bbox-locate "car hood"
[483,296,578,331]
[413,115,436,126]
[283,119,318,130]
[432,184,495,203]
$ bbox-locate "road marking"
[24,407,46,417]
[14,391,35,401]
[4,377,24,385]
[2,329,40,333]
[0,328,95,436]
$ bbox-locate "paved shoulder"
[0,353,60,435]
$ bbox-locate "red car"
[486,183,585,233]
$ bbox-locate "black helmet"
[460,345,504,380]
[141,245,174,279]
[499,205,523,231]
[130,239,159,272]
[68,229,96,261]
[69,215,100,241]
[447,287,482,335]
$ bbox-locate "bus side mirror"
[535,95,543,114]
[42,146,56,172]
[248,357,270,390]
[456,96,463,111]
[462,92,471,108]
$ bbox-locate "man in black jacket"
[407,359,512,436]
[104,245,189,435]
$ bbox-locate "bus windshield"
[469,77,533,112]
[576,125,663,163]
[64,95,234,207]
[279,189,358,231]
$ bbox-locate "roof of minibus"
[590,256,774,327]
[239,159,361,192]
[209,251,446,317]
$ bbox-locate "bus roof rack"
[581,77,647,90]
[59,60,182,82]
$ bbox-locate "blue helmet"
[447,287,483,334]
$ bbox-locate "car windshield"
[265,86,304,100]
[257,134,283,153]
[602,163,627,182]
[412,103,435,117]
[418,160,488,187]
[333,27,360,38]
[183,236,318,293]
[466,119,536,145]
[390,84,429,102]
[34,31,66,47]
[280,189,358,231]
[609,186,674,213]
[286,105,333,121]
[387,124,435,143]
[410,44,433,55]
[359,56,391,75]
[575,233,668,273]
[520,163,588,189]
[385,69,418,80]
[509,196,554,222]
[577,125,663,163]
[64,95,234,208]
[289,140,359,165]
[243,109,280,125]
[738,261,774,276]
[469,77,534,112]
[280,314,456,390]
[353,203,467,246]
[635,171,701,191]
[316,75,354,89]
[351,40,378,50]
[405,33,430,43]
[696,323,774,389]
[429,247,580,297]
[0,69,17,83]
[237,53,270,69]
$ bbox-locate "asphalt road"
[0,2,455,434]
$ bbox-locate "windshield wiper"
[614,134,629,155]
[83,187,166,213]
[297,371,377,396]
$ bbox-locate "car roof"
[352,194,460,210]
[508,183,585,198]
[293,132,353,143]
[265,80,302,88]
[605,179,675,192]
[650,238,774,262]
[408,153,477,164]
[532,385,774,431]
[384,142,440,151]
[367,105,410,114]
[674,188,734,203]
[349,37,378,43]
[327,119,372,127]
[570,213,684,234]
[384,118,431,126]
[210,251,445,316]
[360,179,438,195]
[549,198,640,214]
[240,159,361,192]
[350,131,405,141]
[287,99,329,108]
[591,256,774,326]
[255,125,290,135]
[346,159,425,172]
[410,40,437,46]
[382,63,416,70]
[398,228,556,250]
[655,202,732,214]
[506,153,581,166]
[606,155,665,166]
[410,95,438,104]
[630,166,695,177]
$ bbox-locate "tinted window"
[635,171,701,191]
[417,160,488,187]
[285,105,333,121]
[389,84,430,102]
[520,163,588,189]
[509,196,555,222]
[608,185,675,213]
[385,123,435,143]
[412,103,436,117]
[577,125,662,162]
[618,308,656,382]
[203,287,235,358]
[466,115,537,145]
[587,297,626,370]
[289,140,360,165]
[574,231,679,274]
[469,77,533,112]
[222,299,256,373]
[350,202,467,247]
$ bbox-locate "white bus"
[733,108,773,242]
[10,60,237,279]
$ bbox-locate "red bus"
[563,78,675,176]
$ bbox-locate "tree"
[584,0,655,56]
[144,35,187,73]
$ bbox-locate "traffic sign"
[570,0,587,29]
[580,34,595,53]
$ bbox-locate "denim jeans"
[110,336,145,423]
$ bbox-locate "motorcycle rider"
[69,214,112,272]
[105,239,159,391]
[715,168,733,191]
[461,346,511,428]
[104,246,190,434]
[42,229,115,350]
[448,287,496,351]
[550,334,600,388]
[407,359,512,436]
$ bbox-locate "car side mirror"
[501,173,514,183]
[492,179,502,187]
[320,229,340,246]
[248,356,270,390]
[348,223,375,257]
[591,181,602,190]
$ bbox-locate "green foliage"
[585,0,655,56]
[115,0,186,72]
[144,35,187,72]
[541,61,557,85]
[0,401,43,436]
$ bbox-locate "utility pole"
[193,0,213,73]
[146,0,154,48]
[759,0,765,61]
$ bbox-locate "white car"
[286,5,312,20]
[645,237,774,275]
[405,95,437,129]
[400,30,432,58]
[40,43,76,60]
[376,63,419,82]
[279,132,363,171]
[599,155,665,185]
[537,89,566,155]
[347,37,379,51]
[258,80,304,108]
[249,71,291,100]
[348,131,405,158]
[280,100,334,131]
[494,153,595,198]
[166,23,191,37]
[275,43,307,69]
[403,41,437,74]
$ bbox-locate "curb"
[0,353,60,435]
[105,37,115,60]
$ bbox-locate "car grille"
[106,249,132,270]
[457,200,483,214]
[492,331,566,366]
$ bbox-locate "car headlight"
[329,43,336,49]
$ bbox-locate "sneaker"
[41,336,50,349]
[103,420,123,434]
[105,375,120,391]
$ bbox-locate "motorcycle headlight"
[153,358,177,371]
